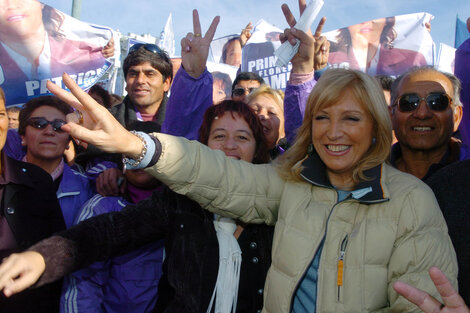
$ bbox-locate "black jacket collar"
[299,153,388,203]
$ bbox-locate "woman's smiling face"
[207,112,256,163]
[312,90,374,188]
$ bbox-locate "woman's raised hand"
[47,74,143,159]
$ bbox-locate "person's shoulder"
[108,100,125,115]
[383,163,423,186]
[427,159,470,189]
[382,163,434,198]
[8,157,51,181]
[80,193,128,217]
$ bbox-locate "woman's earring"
[372,137,377,145]
[307,143,314,155]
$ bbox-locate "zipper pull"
[337,252,345,286]
[337,235,349,287]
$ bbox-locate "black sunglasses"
[395,92,452,112]
[128,43,168,60]
[232,87,258,97]
[26,117,66,132]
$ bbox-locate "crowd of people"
[0,1,469,313]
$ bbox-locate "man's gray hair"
[390,66,462,108]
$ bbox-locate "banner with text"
[0,2,113,106]
[240,20,291,90]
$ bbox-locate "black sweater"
[426,159,470,303]
[33,187,273,313]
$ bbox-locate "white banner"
[323,12,434,77]
[0,1,113,106]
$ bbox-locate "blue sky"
[42,0,470,55]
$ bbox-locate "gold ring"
[75,110,83,125]
[194,33,201,37]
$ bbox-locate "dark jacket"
[109,95,167,131]
[390,138,470,181]
[426,159,470,304]
[75,95,167,167]
[34,187,273,313]
[0,156,66,313]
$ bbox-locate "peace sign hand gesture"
[393,267,469,313]
[181,10,220,78]
[279,0,327,74]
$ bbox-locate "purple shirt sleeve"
[284,77,316,143]
[161,66,213,140]
[456,38,470,146]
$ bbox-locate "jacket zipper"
[287,187,341,313]
[337,234,349,302]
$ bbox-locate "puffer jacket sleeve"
[145,133,286,225]
[374,182,458,312]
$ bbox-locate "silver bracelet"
[122,131,148,167]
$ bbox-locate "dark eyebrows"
[210,128,254,137]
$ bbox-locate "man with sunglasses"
[389,66,468,181]
[231,72,265,102]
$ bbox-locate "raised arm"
[280,0,328,142]
[0,190,172,297]
[161,10,220,139]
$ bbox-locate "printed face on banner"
[0,0,43,41]
[0,3,112,106]
[347,18,386,47]
[223,39,242,67]
[324,13,434,77]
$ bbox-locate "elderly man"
[389,66,469,181]
[390,66,470,305]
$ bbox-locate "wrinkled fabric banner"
[0,1,113,106]
[324,12,434,77]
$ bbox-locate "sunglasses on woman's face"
[395,92,452,113]
[26,117,66,132]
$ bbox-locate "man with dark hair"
[375,75,395,105]
[231,72,265,102]
[93,11,220,195]
[110,45,173,131]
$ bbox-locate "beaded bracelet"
[122,131,148,167]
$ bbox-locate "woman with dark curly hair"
[0,100,275,313]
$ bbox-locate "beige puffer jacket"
[147,134,458,313]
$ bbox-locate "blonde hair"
[276,68,392,184]
[0,87,5,104]
[247,84,284,114]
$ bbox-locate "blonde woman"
[247,85,286,157]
